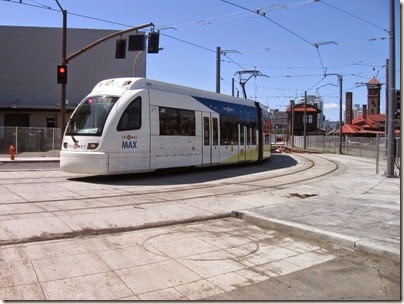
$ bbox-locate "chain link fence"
[0,127,61,157]
[290,135,400,176]
[1,128,400,176]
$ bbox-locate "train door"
[245,124,252,161]
[239,122,247,162]
[202,112,220,165]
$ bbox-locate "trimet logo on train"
[121,134,138,149]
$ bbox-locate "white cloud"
[324,103,342,110]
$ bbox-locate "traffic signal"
[128,34,145,51]
[395,89,400,119]
[148,31,160,54]
[57,65,67,84]
[115,38,126,59]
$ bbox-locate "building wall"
[270,109,288,133]
[0,26,146,127]
[299,95,324,129]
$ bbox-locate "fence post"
[376,134,379,174]
[15,126,18,155]
[52,128,55,157]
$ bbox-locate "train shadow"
[68,153,297,186]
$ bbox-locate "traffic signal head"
[57,65,67,84]
[128,34,146,51]
[148,31,160,54]
[115,38,127,59]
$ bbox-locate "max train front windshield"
[66,95,119,136]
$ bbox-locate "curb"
[232,211,400,263]
[0,159,59,164]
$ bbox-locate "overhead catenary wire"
[220,0,315,47]
[316,0,389,33]
[220,0,337,77]
[2,0,396,112]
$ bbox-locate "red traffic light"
[57,65,67,84]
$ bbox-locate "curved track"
[0,154,340,217]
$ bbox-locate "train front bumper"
[60,151,109,175]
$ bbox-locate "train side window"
[117,97,142,131]
[204,117,210,146]
[239,118,245,145]
[179,109,195,136]
[251,119,257,145]
[220,115,238,145]
[159,107,195,136]
[212,117,218,146]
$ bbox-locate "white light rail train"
[60,78,271,175]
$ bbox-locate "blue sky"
[0,0,401,121]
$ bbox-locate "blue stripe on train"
[192,96,257,117]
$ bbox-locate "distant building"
[354,103,362,118]
[286,102,323,136]
[367,77,382,115]
[340,77,400,136]
[299,94,324,129]
[270,109,288,133]
[0,26,146,129]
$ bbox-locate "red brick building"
[341,77,400,136]
[286,103,323,136]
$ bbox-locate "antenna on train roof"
[235,70,268,99]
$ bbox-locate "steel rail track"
[0,154,340,217]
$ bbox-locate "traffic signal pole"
[61,9,67,138]
[55,1,154,143]
[386,0,397,177]
[55,0,67,139]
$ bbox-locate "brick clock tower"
[367,77,382,115]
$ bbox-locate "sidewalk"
[0,153,400,300]
[237,154,401,262]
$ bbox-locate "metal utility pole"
[290,100,295,147]
[304,91,307,150]
[338,74,343,154]
[216,47,221,93]
[386,0,396,177]
[216,48,240,94]
[55,0,67,138]
[385,58,389,139]
[324,72,343,154]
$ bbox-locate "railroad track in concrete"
[0,153,340,217]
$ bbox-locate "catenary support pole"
[216,47,221,93]
[386,0,396,177]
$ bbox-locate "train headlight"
[87,143,99,150]
[63,142,68,149]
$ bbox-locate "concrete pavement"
[236,154,400,262]
[0,152,400,300]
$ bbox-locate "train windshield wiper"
[68,118,79,143]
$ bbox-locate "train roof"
[91,77,263,108]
